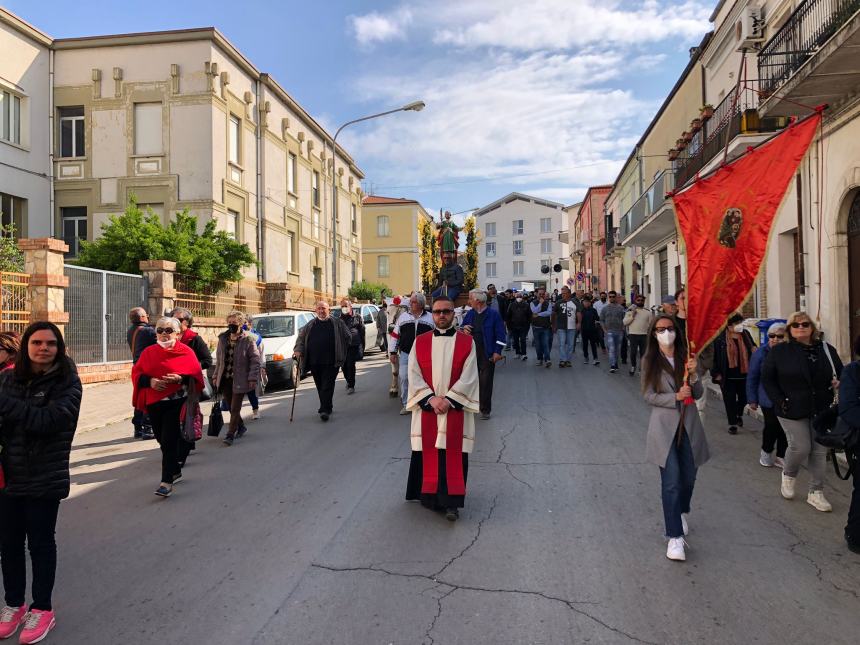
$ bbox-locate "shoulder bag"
[812,344,858,478]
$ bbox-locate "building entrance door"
[848,192,860,348]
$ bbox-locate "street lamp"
[328,101,425,297]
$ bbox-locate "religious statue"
[436,210,460,257]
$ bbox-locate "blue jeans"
[557,329,575,362]
[605,330,624,368]
[533,327,551,361]
[660,429,697,538]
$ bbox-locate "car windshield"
[254,315,295,338]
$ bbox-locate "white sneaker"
[781,473,796,500]
[759,450,774,467]
[666,537,687,561]
[252,409,260,420]
[681,513,689,536]
[807,490,832,512]
[399,406,410,416]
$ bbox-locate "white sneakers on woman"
[666,537,687,561]
[781,473,796,499]
[807,490,833,512]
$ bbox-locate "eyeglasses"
[790,321,812,329]
[432,309,454,315]
[155,328,176,335]
[768,333,785,339]
[655,327,675,334]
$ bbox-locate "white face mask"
[157,339,176,349]
[341,306,350,314]
[656,330,676,347]
[515,297,522,303]
[733,324,744,333]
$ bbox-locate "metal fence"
[174,274,266,319]
[64,265,147,365]
[0,272,31,334]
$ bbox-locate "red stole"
[132,342,205,412]
[414,331,472,496]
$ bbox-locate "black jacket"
[507,300,531,329]
[762,340,843,419]
[127,323,156,364]
[342,313,365,349]
[184,333,213,370]
[0,363,83,499]
[838,361,860,428]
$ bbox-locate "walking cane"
[290,355,301,423]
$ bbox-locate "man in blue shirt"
[461,289,506,420]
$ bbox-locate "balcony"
[558,230,569,245]
[758,0,860,117]
[619,170,676,248]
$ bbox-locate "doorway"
[849,192,860,349]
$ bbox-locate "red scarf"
[179,328,199,346]
[414,331,473,496]
[132,342,204,412]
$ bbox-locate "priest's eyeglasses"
[432,309,455,315]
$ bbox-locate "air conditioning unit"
[736,7,766,50]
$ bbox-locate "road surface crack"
[432,494,499,579]
[424,585,456,645]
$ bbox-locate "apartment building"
[0,9,52,237]
[571,186,612,293]
[1,7,365,295]
[361,195,432,296]
[475,192,569,291]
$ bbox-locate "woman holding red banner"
[642,314,708,562]
[132,317,205,498]
[762,312,842,512]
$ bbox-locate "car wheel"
[287,361,299,390]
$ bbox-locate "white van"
[250,310,315,389]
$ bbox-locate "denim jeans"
[660,429,697,538]
[557,329,575,362]
[533,327,552,362]
[605,330,624,368]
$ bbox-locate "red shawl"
[132,342,205,412]
[179,328,199,346]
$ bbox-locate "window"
[227,209,239,240]
[377,215,390,237]
[59,107,84,157]
[540,217,552,233]
[486,262,497,278]
[0,192,25,235]
[0,91,21,145]
[485,242,496,257]
[312,170,320,207]
[351,203,357,234]
[287,232,294,271]
[378,255,390,277]
[229,114,241,164]
[61,206,87,258]
[134,103,162,155]
[485,222,496,237]
[513,261,524,276]
[351,260,357,286]
[312,209,320,240]
[287,152,297,194]
[541,238,552,254]
[512,220,524,235]
[513,240,523,255]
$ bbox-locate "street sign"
[576,272,584,281]
[566,278,575,287]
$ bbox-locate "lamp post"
[328,100,425,298]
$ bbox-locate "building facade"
[573,186,612,293]
[475,192,569,291]
[361,195,431,296]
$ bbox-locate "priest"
[405,295,480,521]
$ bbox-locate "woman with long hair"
[0,322,82,644]
[642,314,708,562]
[762,312,842,512]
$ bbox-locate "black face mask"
[227,324,240,334]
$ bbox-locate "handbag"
[208,393,224,437]
[199,372,214,402]
[812,343,840,438]
[181,401,203,442]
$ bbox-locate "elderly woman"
[0,322,82,644]
[746,322,789,468]
[338,299,364,395]
[641,314,706,562]
[132,317,204,497]
[0,332,20,371]
[762,312,843,512]
[711,313,757,435]
[212,311,261,445]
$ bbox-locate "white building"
[0,9,52,238]
[475,192,570,292]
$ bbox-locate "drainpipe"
[255,78,265,281]
[49,49,55,238]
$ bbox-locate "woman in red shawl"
[132,317,204,498]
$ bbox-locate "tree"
[77,198,256,290]
[463,215,479,290]
[0,225,25,272]
[348,280,389,302]
[418,217,439,294]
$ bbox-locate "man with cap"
[661,294,678,316]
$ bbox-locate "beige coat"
[643,365,710,468]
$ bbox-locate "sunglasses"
[768,333,785,339]
[155,328,176,335]
[655,327,675,334]
[790,321,812,329]
[432,309,454,315]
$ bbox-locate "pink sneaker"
[0,606,27,639]
[18,610,55,644]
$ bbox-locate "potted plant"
[676,137,687,150]
[690,118,702,132]
[682,130,693,142]
[668,148,679,161]
[700,104,714,120]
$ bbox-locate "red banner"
[672,113,820,354]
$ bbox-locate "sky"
[8,0,715,225]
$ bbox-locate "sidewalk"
[79,380,133,433]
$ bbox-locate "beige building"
[361,196,431,296]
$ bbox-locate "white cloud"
[349,8,413,46]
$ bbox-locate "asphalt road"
[57,347,859,644]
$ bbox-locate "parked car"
[250,310,315,389]
[330,303,382,359]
